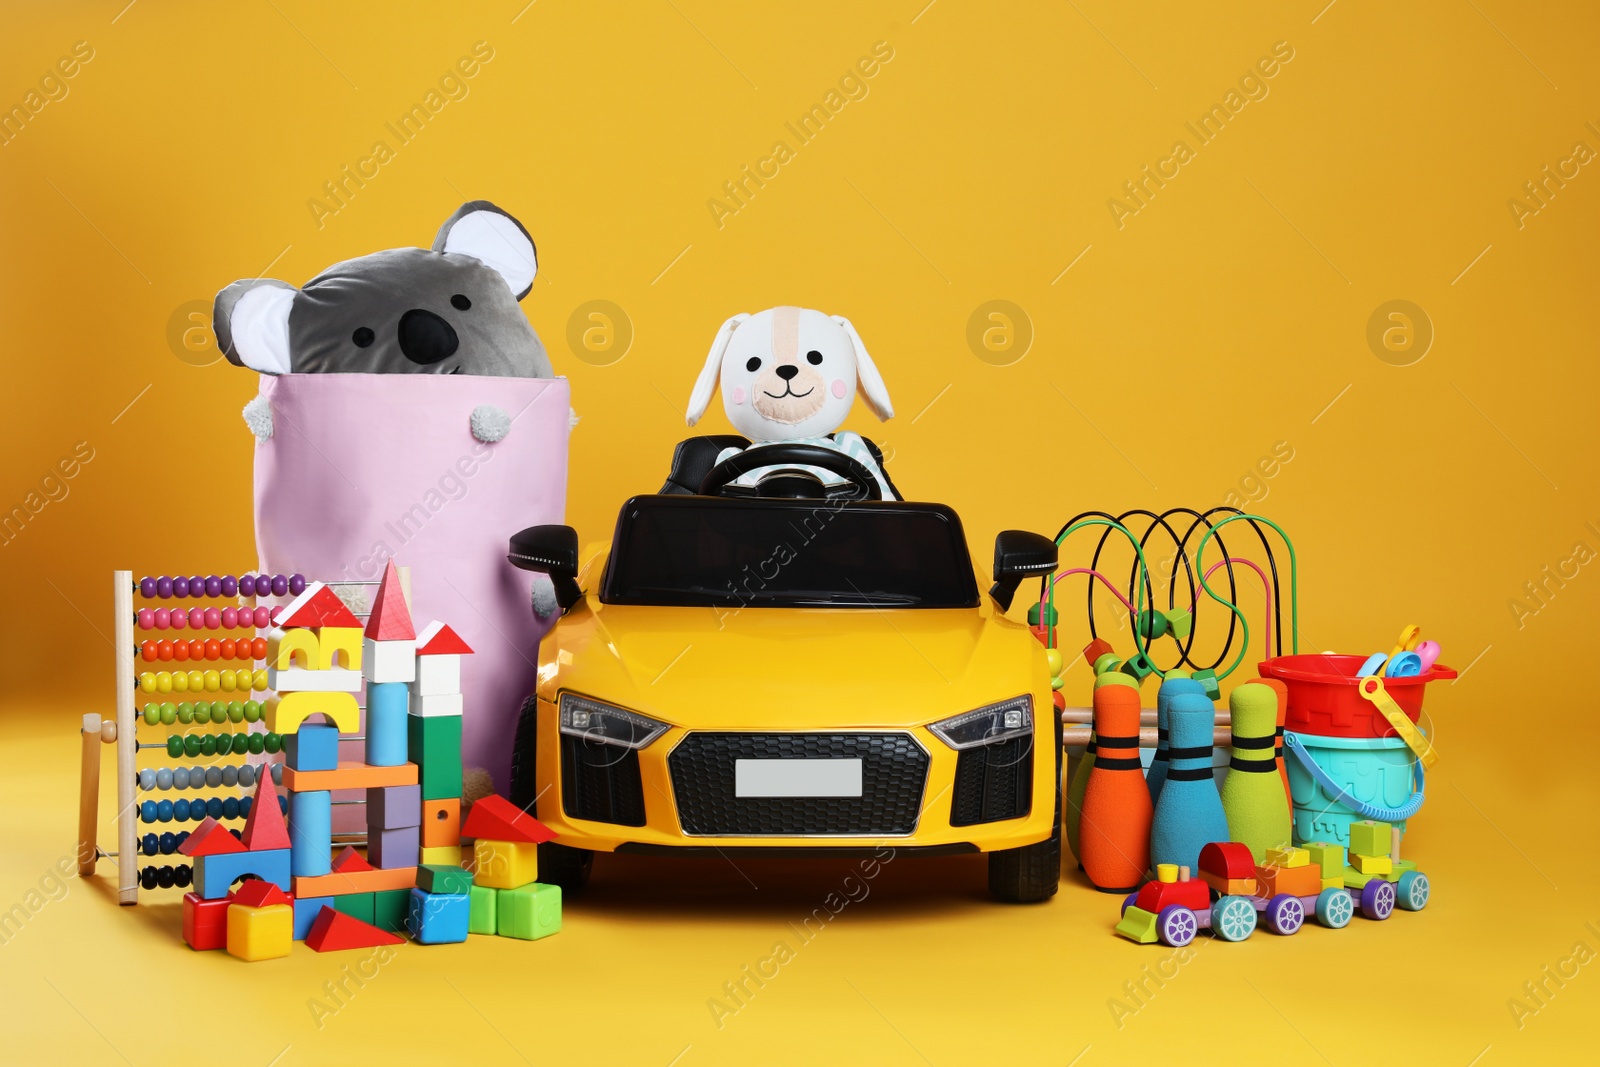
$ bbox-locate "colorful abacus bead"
[271,574,288,596]
[221,575,237,597]
[205,575,221,597]
[156,577,172,598]
[169,607,187,629]
[139,577,157,598]
[153,608,169,629]
[203,607,221,628]
[239,575,256,597]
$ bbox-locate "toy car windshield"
[599,496,980,609]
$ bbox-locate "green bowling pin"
[1219,682,1292,861]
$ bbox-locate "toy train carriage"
[1115,833,1428,947]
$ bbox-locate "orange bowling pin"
[1079,682,1153,892]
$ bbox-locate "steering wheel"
[697,443,883,500]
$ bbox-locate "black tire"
[987,710,1063,903]
[508,694,594,894]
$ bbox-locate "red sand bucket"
[1258,654,1456,740]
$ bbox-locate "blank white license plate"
[734,758,863,798]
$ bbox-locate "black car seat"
[658,434,902,500]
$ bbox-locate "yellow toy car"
[506,442,1062,901]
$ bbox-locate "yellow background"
[2,1,1598,1063]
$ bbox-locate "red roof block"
[305,907,406,952]
[365,560,416,641]
[461,795,555,845]
[1200,841,1255,882]
[416,620,473,656]
[232,880,292,908]
[178,817,245,857]
[278,583,362,630]
[242,772,292,852]
[331,846,374,873]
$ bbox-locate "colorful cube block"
[193,848,291,900]
[293,895,334,940]
[407,713,463,800]
[1264,846,1308,869]
[469,884,497,935]
[407,888,470,944]
[369,826,420,870]
[422,798,460,847]
[368,784,422,829]
[227,903,293,961]
[421,845,464,867]
[473,838,538,889]
[182,892,231,951]
[363,638,416,683]
[413,654,462,697]
[1303,841,1346,878]
[283,723,341,771]
[418,863,474,895]
[333,892,375,924]
[496,882,561,941]
[1348,820,1392,859]
[1351,852,1393,875]
[372,889,411,934]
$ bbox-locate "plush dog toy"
[213,200,553,442]
[686,306,895,496]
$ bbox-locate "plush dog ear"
[434,200,538,299]
[687,313,748,426]
[832,316,893,421]
[214,279,297,375]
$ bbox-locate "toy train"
[1115,821,1429,946]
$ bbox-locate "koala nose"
[398,308,459,365]
[775,364,798,381]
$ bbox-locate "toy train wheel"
[1212,895,1257,942]
[1360,878,1396,921]
[1121,892,1140,917]
[1156,905,1198,947]
[1315,888,1354,929]
[1264,894,1304,935]
[1397,871,1429,911]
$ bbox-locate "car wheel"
[987,711,1062,903]
[509,694,594,895]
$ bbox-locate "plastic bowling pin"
[1068,674,1139,865]
[1149,694,1229,873]
[1219,683,1293,861]
[1147,676,1205,806]
[1259,677,1292,807]
[1079,683,1153,892]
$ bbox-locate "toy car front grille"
[560,734,647,826]
[949,738,1033,826]
[667,733,929,836]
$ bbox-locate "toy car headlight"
[559,694,670,750]
[929,696,1032,750]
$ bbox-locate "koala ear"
[434,200,538,299]
[832,316,893,421]
[687,314,748,426]
[214,279,297,375]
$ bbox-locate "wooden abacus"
[78,569,395,904]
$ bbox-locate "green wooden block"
[1190,669,1221,701]
[469,884,497,935]
[1026,602,1058,626]
[1119,653,1154,680]
[1303,841,1345,878]
[407,714,463,801]
[333,892,375,924]
[1348,820,1392,859]
[372,889,410,934]
[496,882,561,941]
[1162,607,1193,640]
[418,863,473,896]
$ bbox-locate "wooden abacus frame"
[78,569,401,905]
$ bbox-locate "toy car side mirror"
[507,525,583,613]
[989,530,1058,611]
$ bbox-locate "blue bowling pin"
[1149,693,1230,873]
[1147,677,1206,806]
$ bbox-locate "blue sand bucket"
[1282,729,1426,848]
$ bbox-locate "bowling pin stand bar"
[78,569,390,905]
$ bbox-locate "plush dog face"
[213,201,552,378]
[687,307,893,441]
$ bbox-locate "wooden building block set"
[78,560,564,961]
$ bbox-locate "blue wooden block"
[193,848,291,900]
[293,895,333,940]
[284,723,340,772]
[406,887,469,944]
[366,682,409,767]
[367,784,422,830]
[288,790,332,877]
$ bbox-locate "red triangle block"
[416,620,473,656]
[179,817,246,857]
[331,846,374,873]
[232,880,292,908]
[242,772,292,851]
[365,560,416,641]
[461,794,556,844]
[278,583,362,630]
[306,906,406,952]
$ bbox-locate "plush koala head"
[685,307,893,441]
[213,201,552,377]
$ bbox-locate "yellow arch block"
[265,690,360,735]
[267,628,320,671]
[317,626,363,671]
